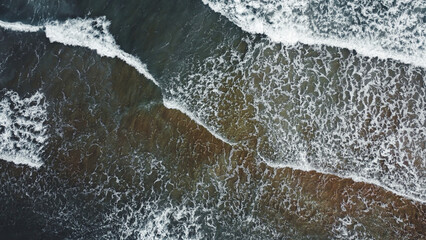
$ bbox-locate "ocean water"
[0,0,425,239]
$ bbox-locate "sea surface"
[0,0,425,239]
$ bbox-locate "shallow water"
[0,0,425,239]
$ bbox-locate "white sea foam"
[103,154,207,239]
[331,216,374,240]
[0,20,42,32]
[0,17,157,85]
[137,205,203,240]
[202,0,426,68]
[43,17,158,86]
[163,99,236,146]
[0,90,48,168]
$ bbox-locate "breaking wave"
[0,17,157,85]
[202,0,426,68]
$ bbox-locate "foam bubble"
[202,0,426,68]
[0,90,48,168]
[136,205,203,240]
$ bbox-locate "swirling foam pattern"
[167,36,426,202]
[0,90,47,168]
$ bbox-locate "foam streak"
[163,99,236,146]
[262,155,426,204]
[0,20,42,32]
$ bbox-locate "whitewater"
[0,90,47,168]
[0,15,424,204]
[202,0,426,68]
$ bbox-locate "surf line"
[262,155,426,204]
[0,17,236,146]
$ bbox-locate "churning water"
[0,0,425,239]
